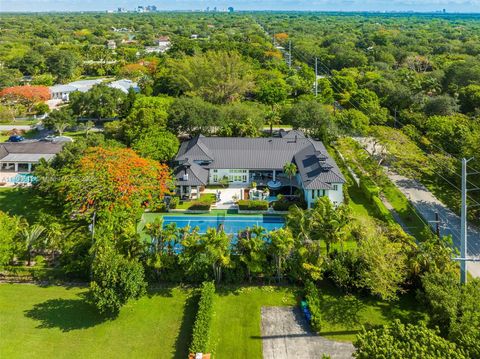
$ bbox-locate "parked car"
[8,135,24,142]
[41,135,55,142]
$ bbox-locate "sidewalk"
[357,137,480,278]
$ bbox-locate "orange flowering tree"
[61,147,173,220]
[0,85,51,112]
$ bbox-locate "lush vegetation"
[0,284,195,358]
[189,281,215,354]
[1,11,480,357]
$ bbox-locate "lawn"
[0,284,195,359]
[176,193,216,210]
[317,282,427,342]
[0,188,60,222]
[207,284,427,357]
[209,286,298,358]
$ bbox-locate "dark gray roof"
[174,160,209,186]
[0,142,64,162]
[175,132,345,189]
[280,129,306,139]
[294,143,345,190]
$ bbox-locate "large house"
[0,142,64,173]
[173,130,345,208]
[49,79,139,101]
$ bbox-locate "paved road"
[357,137,480,278]
[261,307,354,359]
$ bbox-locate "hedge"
[238,199,268,211]
[189,281,215,354]
[372,195,396,224]
[188,201,211,211]
[304,280,322,332]
[272,196,307,211]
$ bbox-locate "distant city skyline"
[1,0,480,13]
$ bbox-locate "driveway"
[261,307,354,359]
[356,137,480,278]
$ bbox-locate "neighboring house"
[107,40,117,50]
[109,79,140,94]
[0,142,64,173]
[49,78,139,101]
[144,36,171,54]
[173,130,345,207]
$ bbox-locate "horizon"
[1,0,480,13]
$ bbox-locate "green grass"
[207,284,427,357]
[176,193,216,210]
[209,286,298,358]
[0,284,196,359]
[0,119,38,126]
[0,188,60,222]
[382,181,429,239]
[317,282,427,342]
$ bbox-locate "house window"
[311,190,315,199]
[213,169,218,173]
[333,185,338,191]
[213,175,218,182]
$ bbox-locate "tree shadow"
[321,294,366,327]
[173,293,198,359]
[24,295,108,332]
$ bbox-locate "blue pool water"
[162,215,285,234]
[8,173,37,184]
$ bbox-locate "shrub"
[169,196,179,209]
[272,196,307,211]
[371,196,395,223]
[359,177,380,200]
[238,199,268,211]
[190,281,215,354]
[304,280,322,332]
[188,201,211,211]
[354,320,467,359]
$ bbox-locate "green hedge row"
[304,280,322,332]
[238,199,269,210]
[188,201,212,211]
[371,195,396,224]
[1,265,67,282]
[272,196,307,211]
[189,281,215,354]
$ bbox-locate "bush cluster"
[238,199,269,210]
[304,280,322,332]
[272,196,307,211]
[188,201,212,211]
[189,281,215,354]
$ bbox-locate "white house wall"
[209,169,249,184]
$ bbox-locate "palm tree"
[266,105,281,136]
[202,228,231,283]
[310,197,350,254]
[237,226,267,282]
[21,224,45,266]
[286,206,311,243]
[283,162,297,195]
[268,228,295,282]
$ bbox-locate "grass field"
[208,284,426,357]
[209,286,298,358]
[0,284,195,359]
[0,187,61,222]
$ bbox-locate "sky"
[1,0,479,13]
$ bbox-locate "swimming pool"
[161,215,285,234]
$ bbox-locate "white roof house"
[50,79,139,101]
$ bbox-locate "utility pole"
[454,157,480,284]
[314,57,318,97]
[460,158,468,284]
[288,40,292,69]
